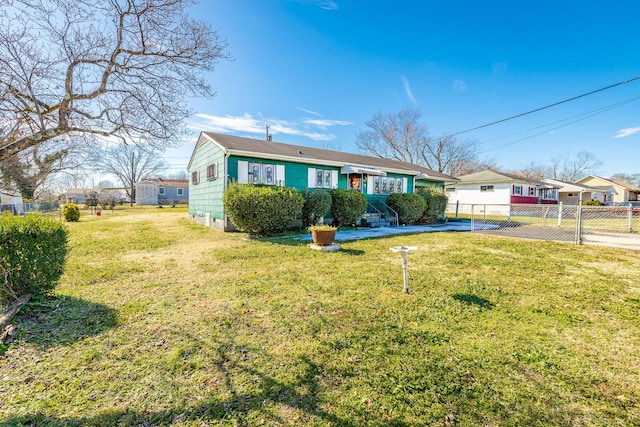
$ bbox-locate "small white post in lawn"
[390,246,418,293]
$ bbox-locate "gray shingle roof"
[193,132,457,182]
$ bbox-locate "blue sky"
[166,0,640,177]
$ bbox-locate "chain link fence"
[446,202,640,250]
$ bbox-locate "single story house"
[445,170,558,215]
[575,175,639,205]
[541,178,609,205]
[0,192,23,214]
[135,178,189,206]
[187,132,457,230]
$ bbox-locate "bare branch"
[0,0,229,161]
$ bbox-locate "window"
[177,188,184,196]
[191,171,199,184]
[480,185,494,192]
[446,187,456,192]
[158,187,165,195]
[244,162,283,186]
[567,192,578,198]
[513,185,522,195]
[373,177,402,194]
[314,169,333,188]
[529,187,536,196]
[542,189,556,200]
[207,163,218,180]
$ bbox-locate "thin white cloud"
[294,0,338,10]
[294,106,323,117]
[452,80,467,92]
[190,112,351,142]
[304,119,353,129]
[401,75,417,104]
[615,127,640,138]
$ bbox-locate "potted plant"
[308,224,337,246]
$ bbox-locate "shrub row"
[0,212,69,303]
[386,188,449,225]
[224,185,368,235]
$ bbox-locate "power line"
[476,95,640,148]
[479,96,640,154]
[450,75,640,137]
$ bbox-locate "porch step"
[361,217,391,228]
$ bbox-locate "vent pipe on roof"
[266,124,272,142]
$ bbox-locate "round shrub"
[329,189,367,227]
[0,212,69,302]
[62,202,80,222]
[223,182,304,235]
[301,190,332,227]
[386,193,427,225]
[417,187,448,223]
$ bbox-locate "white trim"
[308,168,316,188]
[276,165,285,186]
[237,161,248,184]
[331,170,338,189]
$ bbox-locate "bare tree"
[355,108,426,164]
[511,161,550,181]
[356,107,481,176]
[0,138,90,199]
[610,173,640,187]
[0,0,229,162]
[550,151,602,181]
[511,151,602,182]
[93,143,166,206]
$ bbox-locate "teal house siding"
[187,132,457,231]
[188,135,227,227]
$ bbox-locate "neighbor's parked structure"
[0,191,24,214]
[135,178,189,206]
[541,178,608,205]
[445,170,558,216]
[575,175,639,206]
[187,132,456,230]
[60,188,127,205]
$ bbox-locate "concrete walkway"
[298,221,498,243]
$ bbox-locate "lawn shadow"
[2,336,364,427]
[452,293,493,310]
[339,248,365,256]
[15,295,117,350]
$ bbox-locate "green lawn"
[1,207,639,426]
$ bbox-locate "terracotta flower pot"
[311,229,336,246]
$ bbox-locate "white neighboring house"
[541,179,609,205]
[0,192,24,214]
[445,170,558,215]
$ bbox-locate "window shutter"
[308,168,316,188]
[367,176,374,194]
[402,178,408,193]
[276,165,285,186]
[237,161,248,184]
[331,170,338,189]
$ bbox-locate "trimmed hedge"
[301,190,332,227]
[329,189,367,227]
[582,199,605,206]
[223,183,304,235]
[0,212,69,302]
[62,202,80,222]
[417,187,448,223]
[386,193,427,225]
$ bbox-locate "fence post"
[629,204,633,233]
[455,200,459,219]
[471,204,475,232]
[575,205,583,245]
[557,202,563,227]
